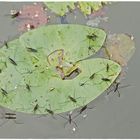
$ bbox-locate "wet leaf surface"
[19,24,106,62]
[0,25,121,114]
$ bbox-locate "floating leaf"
[0,25,120,115]
[78,2,107,16]
[44,2,109,17]
[18,3,49,32]
[44,2,75,16]
[102,33,135,66]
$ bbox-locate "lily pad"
[19,24,106,63]
[0,25,120,115]
[44,2,108,17]
[78,2,107,16]
[44,2,75,16]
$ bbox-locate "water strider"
[1,88,8,97]
[26,47,38,53]
[68,96,77,103]
[58,111,78,130]
[25,84,31,92]
[86,33,98,41]
[106,63,109,72]
[73,104,95,119]
[45,108,54,116]
[101,77,111,82]
[33,104,40,114]
[0,40,9,49]
[8,57,17,66]
[106,81,131,97]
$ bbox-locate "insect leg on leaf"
[0,86,15,103]
[44,103,60,119]
[31,99,48,114]
[17,80,40,93]
[86,30,98,55]
[0,40,9,49]
[7,46,36,75]
[38,101,59,119]
[72,98,96,119]
[26,47,38,53]
[77,104,95,119]
[19,99,45,115]
[60,89,84,108]
[0,88,9,103]
[102,60,115,75]
[80,30,98,56]
[79,65,98,88]
[79,65,108,87]
[0,35,16,49]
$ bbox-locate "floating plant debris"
[89,6,108,18]
[86,6,109,27]
[86,17,108,27]
[102,33,135,67]
[10,10,21,19]
[16,3,49,32]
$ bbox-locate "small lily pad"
[78,2,107,16]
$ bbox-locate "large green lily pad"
[0,25,121,115]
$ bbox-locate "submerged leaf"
[102,33,135,66]
[17,3,49,32]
